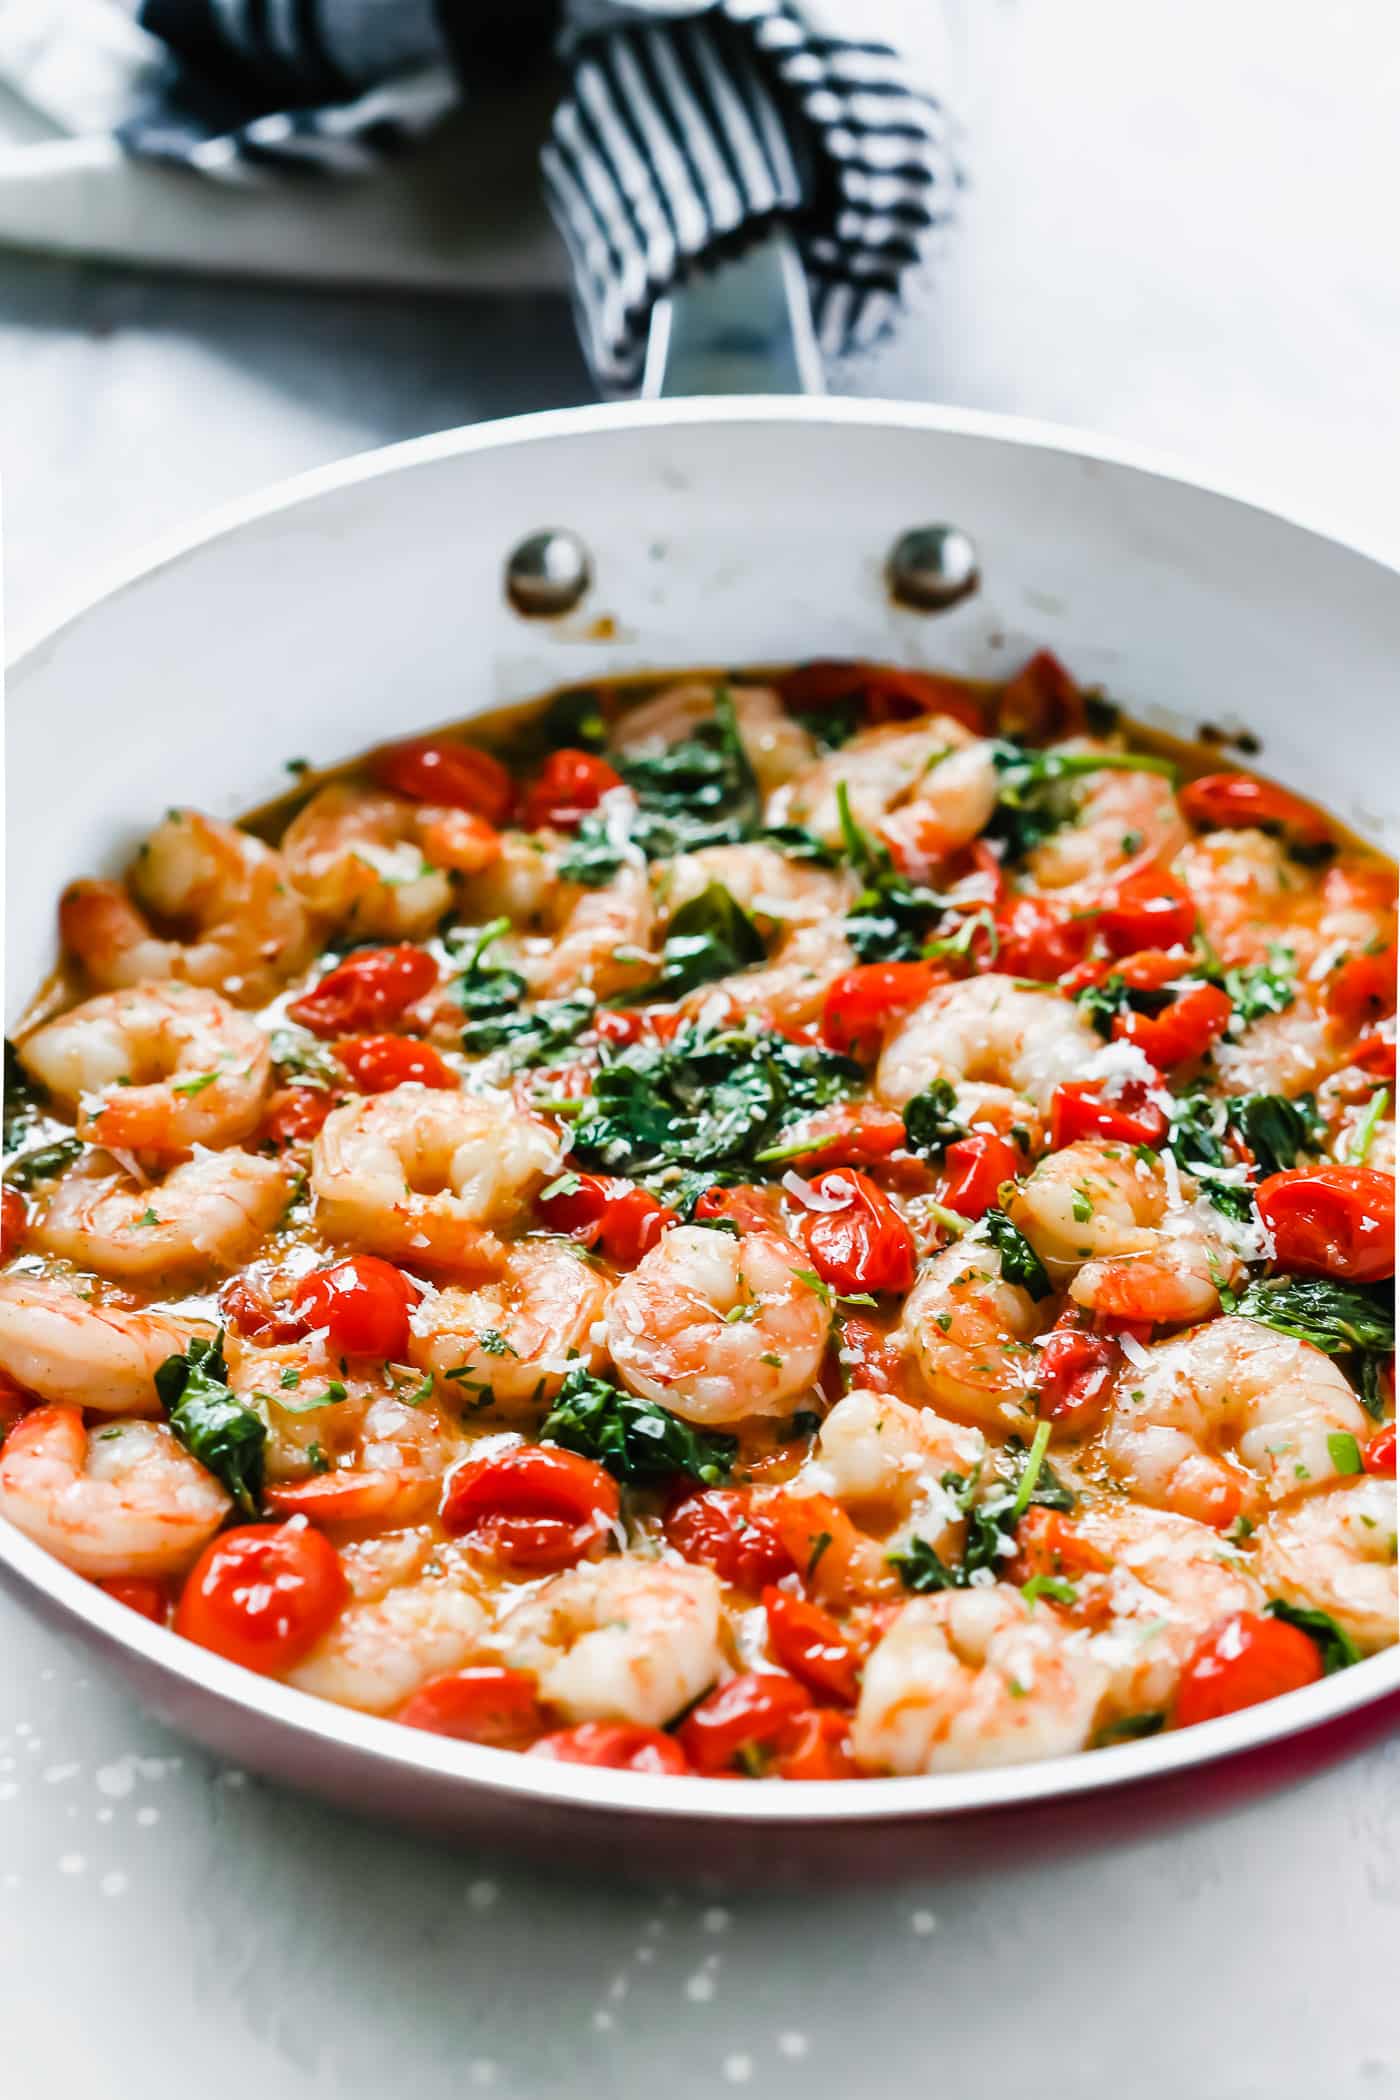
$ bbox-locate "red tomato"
[1032,1325,1119,1427]
[396,1665,545,1746]
[677,1671,814,1773]
[519,748,625,831]
[537,1171,676,1265]
[774,1707,859,1780]
[0,1185,28,1259]
[773,1107,912,1173]
[834,1313,908,1395]
[799,1169,916,1295]
[1098,869,1197,956]
[692,1184,784,1232]
[939,1133,1024,1220]
[990,896,1093,982]
[288,945,438,1037]
[1173,1611,1323,1729]
[771,1493,880,1608]
[291,1255,420,1358]
[1071,946,1191,998]
[821,961,944,1060]
[218,1276,308,1344]
[441,1444,620,1569]
[1180,773,1331,853]
[1256,1165,1395,1283]
[1353,1030,1397,1081]
[98,1577,170,1624]
[778,661,985,735]
[763,1586,861,1706]
[1113,982,1233,1068]
[1363,1424,1396,1477]
[1327,945,1398,1030]
[528,1723,691,1775]
[259,1085,339,1150]
[176,1523,347,1675]
[1050,1079,1168,1149]
[1007,1507,1110,1585]
[664,1488,793,1589]
[998,650,1082,739]
[371,736,514,825]
[336,1034,455,1093]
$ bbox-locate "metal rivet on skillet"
[887,524,980,612]
[505,529,593,617]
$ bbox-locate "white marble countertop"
[1,3,1397,2094]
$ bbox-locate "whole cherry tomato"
[677,1671,814,1773]
[0,1185,28,1260]
[519,748,625,831]
[1327,945,1397,1031]
[821,961,944,1061]
[396,1666,545,1746]
[774,1708,859,1780]
[1050,1079,1168,1149]
[990,896,1093,982]
[291,1255,420,1358]
[441,1445,620,1569]
[1180,773,1331,854]
[1173,1611,1323,1729]
[1363,1423,1396,1477]
[692,1184,783,1232]
[98,1577,170,1624]
[663,1488,793,1590]
[939,1133,1024,1220]
[528,1723,691,1775]
[176,1523,347,1674]
[763,1586,861,1706]
[288,945,437,1037]
[799,1169,916,1295]
[1353,1030,1397,1081]
[336,1034,455,1094]
[1032,1324,1119,1427]
[259,1085,339,1150]
[1113,982,1233,1068]
[1097,868,1197,956]
[1255,1165,1395,1283]
[371,736,515,825]
[537,1171,677,1265]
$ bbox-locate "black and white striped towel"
[2,0,956,390]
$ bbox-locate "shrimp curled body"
[501,1557,724,1729]
[0,1406,230,1578]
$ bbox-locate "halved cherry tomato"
[1173,1610,1323,1729]
[336,1034,454,1093]
[1097,869,1197,956]
[98,1577,170,1624]
[798,1169,915,1295]
[1113,982,1233,1068]
[1050,1079,1168,1149]
[1072,946,1191,997]
[519,748,625,831]
[834,1313,907,1396]
[989,896,1093,982]
[1327,945,1397,1031]
[939,1133,1024,1220]
[259,1084,339,1149]
[218,1275,308,1345]
[441,1445,620,1569]
[175,1523,347,1675]
[773,1707,859,1780]
[1256,1165,1395,1283]
[778,661,985,735]
[0,1185,28,1259]
[291,1255,420,1358]
[665,1487,793,1590]
[763,1586,861,1706]
[396,1666,545,1746]
[772,1493,879,1608]
[997,650,1081,740]
[288,945,438,1037]
[1363,1423,1396,1477]
[528,1723,691,1775]
[1007,1507,1110,1585]
[371,736,514,825]
[1180,773,1331,854]
[592,1010,647,1046]
[677,1671,814,1773]
[537,1171,677,1265]
[821,961,943,1060]
[1032,1324,1119,1427]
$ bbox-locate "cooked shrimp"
[287,1544,488,1713]
[0,1406,229,1578]
[612,681,814,795]
[501,1557,723,1728]
[799,1388,985,1555]
[33,1149,288,1281]
[680,918,855,1031]
[879,741,1003,870]
[1006,1140,1238,1323]
[876,974,1101,1123]
[605,1223,830,1425]
[658,843,852,939]
[1027,740,1187,893]
[311,1085,562,1273]
[281,782,453,939]
[767,717,982,845]
[1211,1003,1337,1100]
[59,809,312,1004]
[1105,1316,1373,1524]
[1317,1065,1396,1174]
[900,1240,1048,1435]
[518,863,655,1000]
[1256,1480,1398,1655]
[458,831,562,931]
[409,1241,612,1412]
[0,1275,199,1416]
[852,1587,1109,1775]
[19,982,272,1154]
[1173,829,1311,969]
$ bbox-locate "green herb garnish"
[155,1334,265,1517]
[540,1364,736,1486]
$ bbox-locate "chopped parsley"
[889,1430,1073,1593]
[560,688,760,880]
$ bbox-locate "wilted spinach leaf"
[155,1333,265,1518]
[541,1364,736,1486]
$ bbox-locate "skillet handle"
[641,230,825,398]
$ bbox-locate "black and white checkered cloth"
[7,1,956,389]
